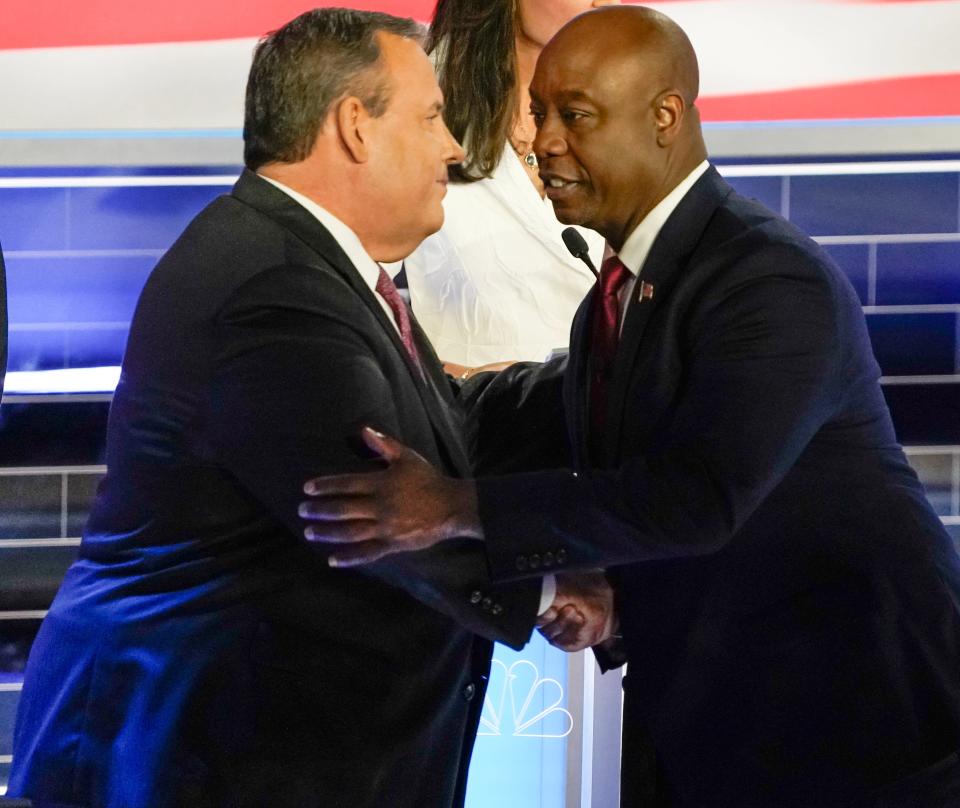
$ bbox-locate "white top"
[403,142,604,365]
[615,160,711,331]
[259,174,400,336]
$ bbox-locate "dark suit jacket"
[470,168,960,806]
[9,171,539,808]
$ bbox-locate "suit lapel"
[231,171,470,475]
[232,172,418,377]
[603,167,734,459]
[409,315,472,476]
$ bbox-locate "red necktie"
[376,265,421,368]
[589,255,631,447]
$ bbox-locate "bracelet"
[458,368,471,382]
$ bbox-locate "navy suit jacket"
[469,167,960,806]
[10,171,539,808]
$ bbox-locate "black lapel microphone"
[561,227,599,280]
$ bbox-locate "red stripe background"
[698,73,960,121]
[3,0,956,122]
[0,1,434,50]
[0,0,754,50]
[0,0,947,50]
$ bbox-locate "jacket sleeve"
[458,356,570,475]
[477,245,846,581]
[210,263,539,648]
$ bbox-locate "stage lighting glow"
[3,366,121,395]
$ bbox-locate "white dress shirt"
[613,160,711,329]
[404,142,604,365]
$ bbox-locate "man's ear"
[335,96,371,163]
[653,90,685,147]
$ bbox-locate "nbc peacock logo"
[478,659,573,738]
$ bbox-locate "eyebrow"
[556,90,594,103]
[529,88,595,106]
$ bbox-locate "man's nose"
[534,119,567,160]
[443,123,466,165]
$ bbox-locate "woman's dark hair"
[427,0,518,183]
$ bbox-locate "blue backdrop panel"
[466,634,570,808]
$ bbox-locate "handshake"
[538,571,618,653]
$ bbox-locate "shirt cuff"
[537,574,557,616]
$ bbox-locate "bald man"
[301,6,960,806]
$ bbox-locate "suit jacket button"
[482,597,493,611]
[470,590,482,604]
[556,548,568,564]
[463,683,476,701]
[529,554,541,570]
[491,603,503,616]
[543,551,555,568]
[516,555,528,571]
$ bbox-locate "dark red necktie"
[589,255,631,447]
[376,265,421,369]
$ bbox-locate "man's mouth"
[542,176,580,200]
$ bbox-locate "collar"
[258,174,383,294]
[614,160,711,276]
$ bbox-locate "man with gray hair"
[7,9,548,807]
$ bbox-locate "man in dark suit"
[8,10,549,808]
[300,7,960,806]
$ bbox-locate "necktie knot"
[599,255,631,301]
[594,255,631,344]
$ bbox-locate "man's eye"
[561,110,585,123]
[531,112,545,127]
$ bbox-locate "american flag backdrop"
[0,0,957,132]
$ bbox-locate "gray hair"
[243,8,422,170]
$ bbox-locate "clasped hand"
[537,572,617,652]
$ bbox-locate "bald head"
[551,6,699,124]
[529,5,707,248]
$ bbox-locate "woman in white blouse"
[404,0,618,373]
